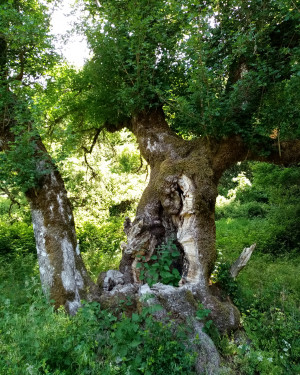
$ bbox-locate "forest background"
[0,0,299,374]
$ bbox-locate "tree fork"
[118,107,300,332]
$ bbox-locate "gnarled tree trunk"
[119,108,242,332]
[117,107,300,332]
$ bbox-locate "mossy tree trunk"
[119,107,300,332]
[25,141,95,314]
[0,127,94,314]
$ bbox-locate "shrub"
[137,239,181,287]
[77,219,126,254]
[0,220,35,256]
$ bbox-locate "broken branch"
[230,243,256,278]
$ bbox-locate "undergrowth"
[0,162,299,374]
[0,256,196,375]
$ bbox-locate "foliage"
[137,239,181,287]
[211,261,239,301]
[78,219,125,280]
[0,256,196,374]
[0,1,299,373]
[0,0,57,85]
[218,269,300,375]
[0,156,299,374]
[214,162,300,374]
[0,220,35,256]
[213,163,300,375]
[74,0,300,142]
[216,162,300,257]
[0,0,59,192]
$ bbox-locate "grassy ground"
[0,162,299,374]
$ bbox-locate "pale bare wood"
[230,243,256,278]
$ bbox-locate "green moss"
[185,290,198,310]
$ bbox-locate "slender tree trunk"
[0,123,95,312]
[24,140,95,314]
[1,36,94,313]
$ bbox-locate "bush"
[137,239,181,287]
[77,218,126,255]
[111,147,141,174]
[77,218,126,278]
[0,220,35,256]
[216,162,299,256]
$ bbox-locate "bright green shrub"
[111,147,141,174]
[77,218,126,254]
[137,239,181,287]
[77,218,125,278]
[0,221,35,256]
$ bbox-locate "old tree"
[1,0,299,347]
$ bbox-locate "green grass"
[215,215,300,375]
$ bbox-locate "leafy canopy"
[0,0,59,191]
[76,0,300,140]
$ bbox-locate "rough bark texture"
[95,271,226,374]
[119,108,239,332]
[119,107,300,333]
[24,140,95,314]
[0,126,95,313]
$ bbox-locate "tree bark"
[0,128,95,313]
[120,108,241,332]
[25,140,95,314]
[118,107,300,332]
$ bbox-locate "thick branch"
[247,139,300,166]
[212,135,300,179]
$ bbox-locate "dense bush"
[76,218,125,279]
[216,162,300,256]
[0,220,35,256]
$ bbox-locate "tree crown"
[76,0,299,141]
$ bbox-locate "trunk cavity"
[120,108,240,332]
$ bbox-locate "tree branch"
[81,127,102,177]
[212,135,300,179]
[0,186,21,217]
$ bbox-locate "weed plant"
[136,239,181,287]
[0,162,299,374]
